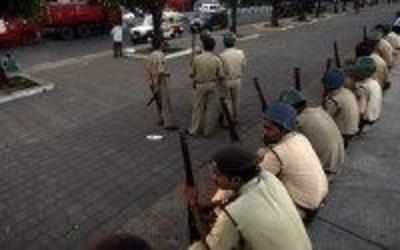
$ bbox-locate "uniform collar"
[238,175,261,195]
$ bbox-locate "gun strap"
[266,145,284,178]
[220,206,246,249]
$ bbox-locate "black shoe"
[184,129,196,137]
[165,125,179,131]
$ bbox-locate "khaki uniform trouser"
[224,78,242,122]
[189,82,220,136]
[154,76,176,128]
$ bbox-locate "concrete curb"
[237,33,261,41]
[126,48,193,60]
[0,74,55,105]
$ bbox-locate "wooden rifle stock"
[334,41,342,68]
[219,97,241,143]
[179,132,201,243]
[294,67,301,91]
[253,77,268,111]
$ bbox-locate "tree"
[230,0,239,34]
[270,0,280,27]
[139,0,167,49]
[0,0,44,19]
[107,0,167,49]
[0,65,9,88]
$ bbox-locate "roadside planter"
[0,74,54,104]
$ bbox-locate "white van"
[129,11,185,44]
[199,2,227,13]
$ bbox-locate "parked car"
[0,18,42,48]
[189,9,228,32]
[129,11,185,44]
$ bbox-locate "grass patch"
[0,76,40,94]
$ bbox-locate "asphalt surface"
[0,3,399,250]
[0,6,272,70]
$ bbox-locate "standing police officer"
[219,33,247,124]
[188,36,225,137]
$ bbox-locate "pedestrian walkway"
[120,58,400,250]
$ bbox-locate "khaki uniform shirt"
[385,32,400,51]
[376,39,394,67]
[145,50,166,84]
[370,53,389,88]
[324,87,360,135]
[258,132,328,210]
[219,48,247,80]
[189,171,312,250]
[298,106,345,173]
[354,78,383,122]
[192,52,224,84]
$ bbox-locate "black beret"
[212,146,257,177]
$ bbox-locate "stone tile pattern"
[0,4,399,250]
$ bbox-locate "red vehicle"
[167,0,193,12]
[0,1,121,47]
[41,2,121,40]
[0,18,41,48]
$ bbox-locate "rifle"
[363,26,368,42]
[325,57,333,74]
[322,58,333,98]
[146,72,170,107]
[334,41,342,68]
[179,132,201,243]
[294,67,302,91]
[219,97,241,143]
[253,77,268,111]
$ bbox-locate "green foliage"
[0,0,43,19]
[0,0,168,19]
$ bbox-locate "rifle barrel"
[179,132,195,186]
[219,98,240,143]
[178,132,200,243]
[294,67,301,91]
[363,26,368,41]
[253,77,268,111]
[334,41,342,68]
[325,58,332,74]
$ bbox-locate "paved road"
[0,4,342,70]
[0,3,399,250]
[0,6,272,70]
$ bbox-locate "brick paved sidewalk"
[119,59,400,250]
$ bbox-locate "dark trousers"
[113,42,123,58]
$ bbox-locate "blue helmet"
[263,102,297,131]
[322,69,345,90]
[279,88,307,107]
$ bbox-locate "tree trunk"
[0,66,9,88]
[271,0,280,27]
[298,0,307,21]
[230,0,238,34]
[151,8,164,50]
